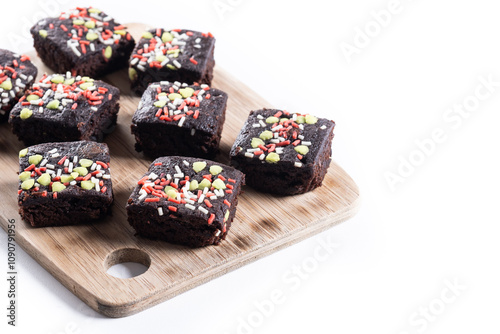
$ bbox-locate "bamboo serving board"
[0,23,360,317]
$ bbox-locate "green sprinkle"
[114,30,126,36]
[0,79,12,90]
[265,152,280,163]
[79,82,93,90]
[80,180,94,190]
[294,145,309,155]
[209,165,223,175]
[50,75,65,84]
[19,148,28,158]
[189,180,199,191]
[79,159,93,168]
[86,32,99,41]
[21,179,35,190]
[166,64,177,70]
[224,210,230,222]
[73,167,88,176]
[251,138,265,148]
[70,172,79,179]
[166,49,180,57]
[168,93,182,101]
[259,130,273,141]
[73,19,85,25]
[88,8,101,13]
[166,188,178,199]
[26,94,39,101]
[128,67,137,81]
[28,154,43,165]
[193,161,207,173]
[198,178,211,190]
[305,115,318,124]
[64,78,75,85]
[155,54,167,63]
[179,87,194,98]
[280,118,289,123]
[142,32,154,39]
[104,46,112,59]
[212,178,226,190]
[20,108,33,120]
[161,31,173,43]
[296,115,305,124]
[37,173,51,186]
[46,100,60,110]
[153,100,167,108]
[81,76,93,82]
[60,174,74,183]
[51,182,66,192]
[18,171,32,181]
[39,29,48,38]
[266,116,279,124]
[84,21,95,29]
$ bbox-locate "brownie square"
[30,7,135,78]
[131,81,227,159]
[17,141,113,227]
[126,156,244,247]
[9,72,120,146]
[230,109,335,195]
[0,49,37,122]
[129,28,215,95]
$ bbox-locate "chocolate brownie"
[0,50,37,122]
[30,7,135,78]
[9,72,119,146]
[126,156,244,247]
[230,109,335,195]
[17,141,113,227]
[131,81,227,159]
[129,28,215,95]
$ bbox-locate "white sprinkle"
[183,160,190,167]
[149,172,158,180]
[198,206,208,215]
[294,162,303,168]
[257,115,264,120]
[64,158,69,167]
[259,120,266,127]
[215,230,221,237]
[245,152,254,158]
[270,139,279,144]
[56,169,62,177]
[173,60,182,68]
[91,163,97,171]
[30,100,41,105]
[302,141,312,146]
[178,116,186,127]
[252,123,261,128]
[174,173,184,178]
[166,173,172,180]
[40,159,48,167]
[70,180,77,186]
[95,173,103,178]
[73,156,78,164]
[137,64,146,72]
[320,125,327,130]
[210,195,218,200]
[259,154,266,160]
[198,194,205,203]
[185,198,195,205]
[139,193,147,201]
[46,163,55,169]
[95,182,100,192]
[203,187,209,195]
[298,135,305,140]
[299,124,304,130]
[185,204,196,210]
[158,207,164,216]
[191,128,196,136]
[174,165,182,174]
[96,164,102,170]
[51,153,60,158]
[102,174,111,179]
[275,148,284,154]
[68,162,73,172]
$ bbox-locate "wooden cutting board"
[0,23,360,317]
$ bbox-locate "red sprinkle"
[208,214,215,225]
[145,198,160,202]
[224,199,231,207]
[204,199,213,208]
[154,162,163,166]
[189,57,198,65]
[57,156,67,165]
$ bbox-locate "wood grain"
[0,23,360,317]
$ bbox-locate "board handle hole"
[104,248,151,279]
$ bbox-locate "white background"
[2,0,500,333]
